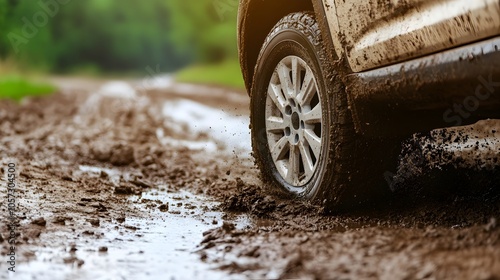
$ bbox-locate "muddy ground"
[1,77,500,280]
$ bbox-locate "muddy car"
[238,0,500,209]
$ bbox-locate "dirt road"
[1,77,499,280]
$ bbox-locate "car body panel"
[347,35,500,137]
[324,0,500,72]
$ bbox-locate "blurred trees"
[0,0,238,73]
[166,0,238,63]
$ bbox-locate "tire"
[250,12,400,211]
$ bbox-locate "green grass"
[0,75,56,101]
[175,60,245,89]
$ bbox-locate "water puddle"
[161,99,251,155]
[156,128,218,153]
[15,178,249,279]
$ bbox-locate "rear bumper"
[347,36,500,137]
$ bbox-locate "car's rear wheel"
[250,12,400,210]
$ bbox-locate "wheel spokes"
[297,70,315,105]
[298,142,314,176]
[286,144,300,184]
[303,104,321,124]
[270,136,289,162]
[277,62,293,97]
[268,83,286,114]
[291,57,301,96]
[303,129,321,159]
[266,116,287,133]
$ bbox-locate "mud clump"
[98,246,108,252]
[63,256,85,267]
[91,142,135,166]
[23,229,42,241]
[222,178,276,217]
[114,184,137,195]
[110,144,135,166]
[52,216,71,225]
[201,221,237,249]
[392,121,500,195]
[89,143,111,162]
[158,203,169,212]
[31,217,47,227]
[87,219,100,227]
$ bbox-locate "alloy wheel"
[265,55,323,187]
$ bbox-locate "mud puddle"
[0,79,255,279]
[16,166,250,280]
[161,98,251,155]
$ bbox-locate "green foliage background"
[0,0,239,73]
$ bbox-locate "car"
[237,0,500,210]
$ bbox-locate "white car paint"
[323,0,500,72]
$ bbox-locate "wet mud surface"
[1,78,499,279]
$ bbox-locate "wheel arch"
[238,0,335,94]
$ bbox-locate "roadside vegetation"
[175,60,245,89]
[0,60,56,100]
[0,75,56,101]
[0,0,240,90]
